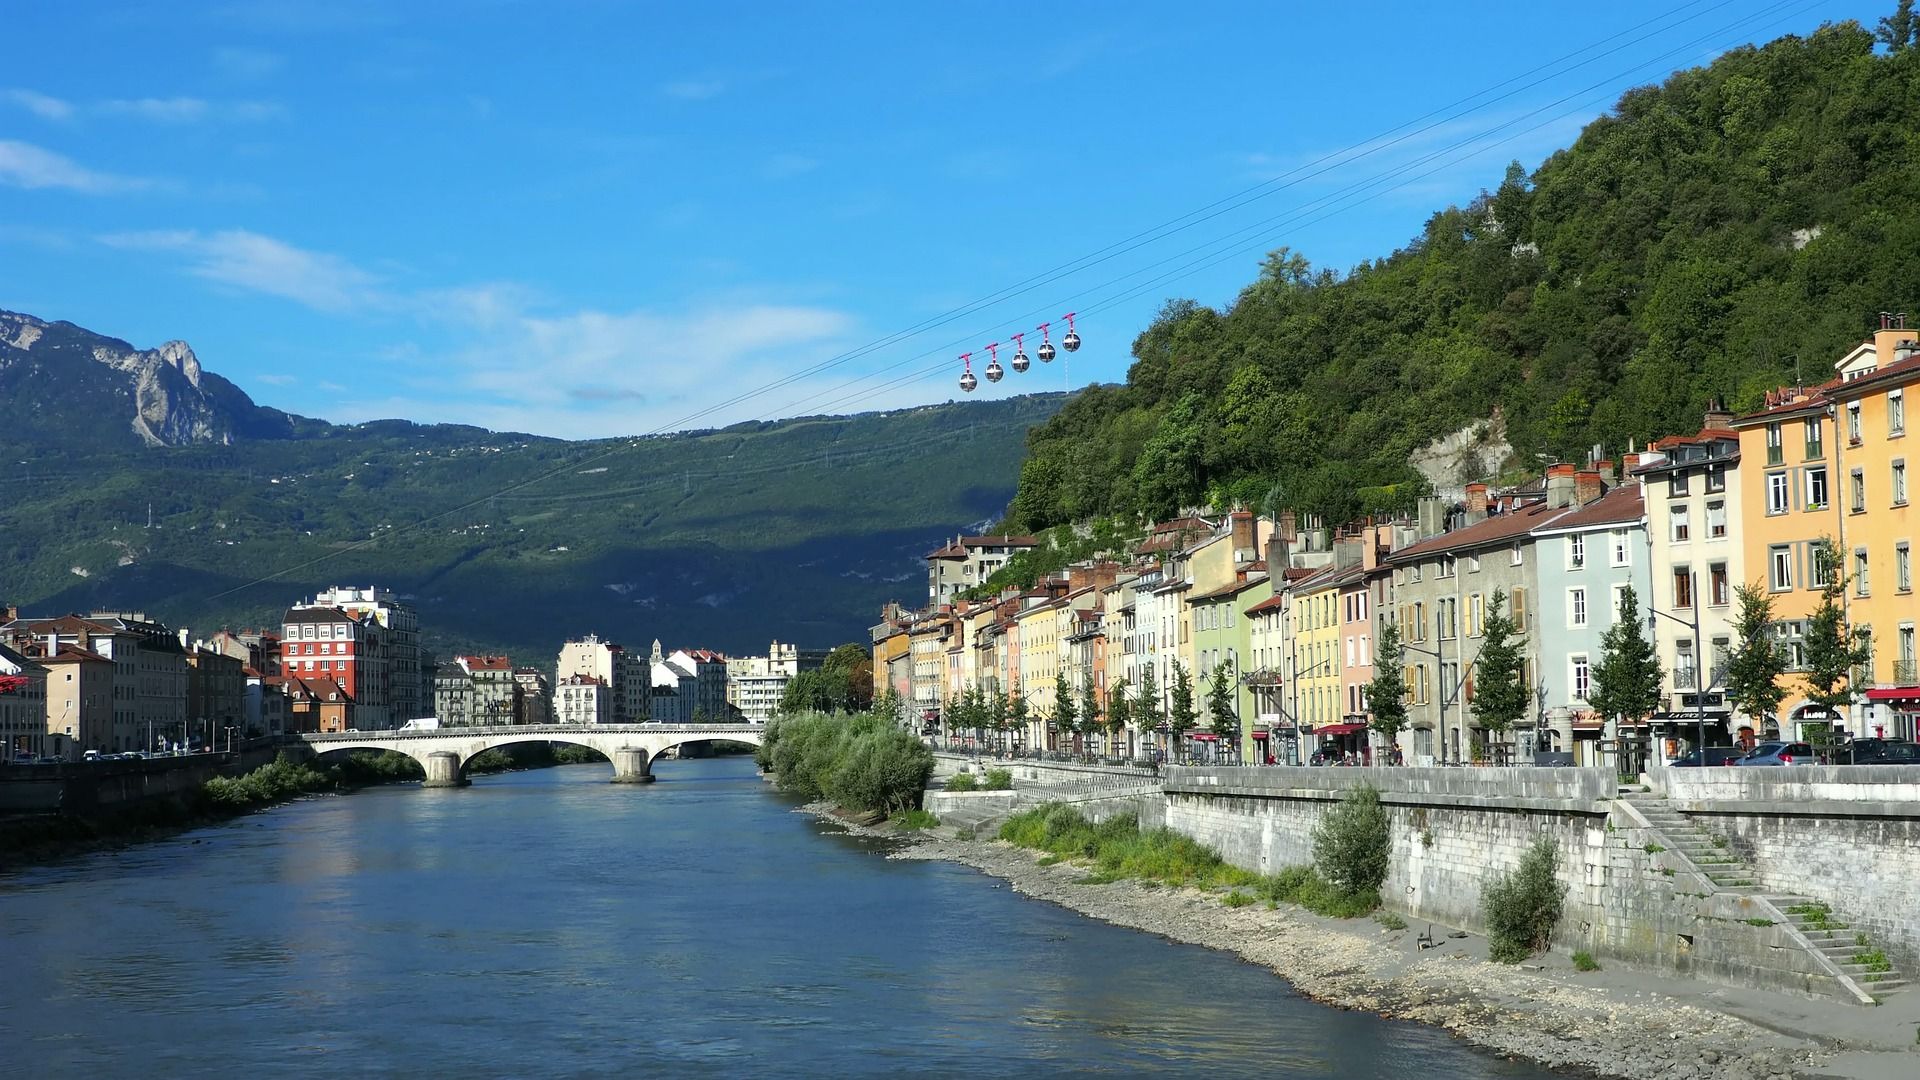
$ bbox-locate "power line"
[202,0,1820,601]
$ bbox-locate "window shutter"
[1509,587,1527,623]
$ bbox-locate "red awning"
[1251,730,1270,739]
[1864,687,1920,704]
[1312,722,1368,736]
[1191,733,1219,741]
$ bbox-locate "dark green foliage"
[1802,540,1874,717]
[981,768,1012,791]
[1003,23,1920,531]
[1252,865,1381,919]
[1312,784,1392,899]
[779,643,875,716]
[943,771,979,792]
[1366,621,1409,745]
[1472,590,1528,752]
[201,753,336,809]
[1587,586,1664,727]
[1168,660,1198,745]
[1206,660,1239,743]
[1483,836,1567,963]
[1572,951,1601,972]
[760,708,934,815]
[1724,583,1788,729]
[997,805,1259,889]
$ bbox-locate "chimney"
[1703,398,1733,430]
[1596,459,1617,486]
[1265,531,1293,573]
[1575,469,1604,507]
[1546,463,1577,509]
[1622,451,1641,474]
[1416,496,1446,538]
[1874,312,1917,367]
[1229,510,1255,562]
[1333,535,1363,570]
[1465,482,1489,523]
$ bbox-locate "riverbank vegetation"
[1483,836,1567,963]
[998,794,1389,919]
[757,710,934,816]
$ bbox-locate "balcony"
[1896,659,1919,685]
[1672,668,1699,691]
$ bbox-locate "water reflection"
[0,757,1560,1079]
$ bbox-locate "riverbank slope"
[812,805,1920,1080]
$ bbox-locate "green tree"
[1076,677,1101,752]
[1134,666,1163,751]
[1472,589,1529,763]
[1366,621,1410,755]
[1586,585,1664,730]
[1007,686,1030,753]
[1724,583,1788,735]
[1168,660,1199,759]
[1801,541,1873,724]
[1206,660,1240,754]
[1052,670,1077,752]
[1105,675,1132,755]
[1878,0,1916,51]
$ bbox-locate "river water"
[0,756,1561,1078]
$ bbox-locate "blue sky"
[0,0,1886,439]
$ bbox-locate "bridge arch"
[297,725,767,787]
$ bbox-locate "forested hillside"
[1009,20,1920,530]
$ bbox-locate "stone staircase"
[1617,790,1906,1000]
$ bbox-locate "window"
[1893,389,1907,436]
[1711,637,1731,685]
[1899,543,1912,593]
[1706,500,1727,539]
[1671,471,1691,497]
[1468,553,1481,574]
[1468,593,1484,637]
[1770,544,1794,592]
[1439,597,1457,639]
[1773,620,1809,671]
[1571,655,1591,701]
[1409,564,1422,583]
[1569,587,1587,628]
[1610,530,1630,567]
[1675,640,1697,690]
[1856,548,1871,597]
[1509,587,1528,625]
[1848,401,1863,444]
[1806,467,1828,509]
[1672,568,1693,610]
[1705,466,1726,494]
[1895,460,1908,506]
[1440,555,1457,579]
[1710,563,1730,606]
[1567,534,1586,569]
[1853,468,1867,513]
[1511,542,1523,566]
[1767,471,1790,514]
[1766,421,1784,465]
[1813,543,1837,589]
[1669,505,1690,542]
[1805,418,1823,460]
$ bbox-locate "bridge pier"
[422,751,469,788]
[610,747,654,784]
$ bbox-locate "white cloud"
[99,229,382,312]
[0,141,150,194]
[2,89,75,121]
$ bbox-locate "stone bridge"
[297,724,765,786]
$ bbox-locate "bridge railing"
[301,724,765,742]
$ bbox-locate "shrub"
[944,772,979,792]
[1572,951,1600,972]
[762,710,933,813]
[892,809,940,831]
[1222,890,1254,908]
[981,768,1013,791]
[1313,784,1391,898]
[1376,911,1408,931]
[999,805,1256,890]
[1483,836,1566,963]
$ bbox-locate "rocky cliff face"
[0,309,299,447]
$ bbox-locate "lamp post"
[1646,569,1707,762]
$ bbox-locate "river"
[0,756,1563,1078]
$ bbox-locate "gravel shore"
[802,804,1848,1080]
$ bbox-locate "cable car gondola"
[983,342,1004,382]
[1061,311,1080,352]
[958,352,977,393]
[1009,332,1030,373]
[1036,322,1055,362]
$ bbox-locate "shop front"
[1864,688,1920,742]
[1307,721,1370,765]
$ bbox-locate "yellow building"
[1290,565,1346,756]
[1732,320,1920,740]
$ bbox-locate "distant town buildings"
[726,640,828,724]
[552,673,610,725]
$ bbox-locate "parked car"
[1671,746,1747,767]
[1840,739,1920,764]
[1734,741,1816,766]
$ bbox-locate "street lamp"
[1646,569,1707,763]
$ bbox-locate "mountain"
[0,310,1064,662]
[0,311,315,448]
[1006,20,1920,531]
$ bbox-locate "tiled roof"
[283,606,357,624]
[1388,500,1568,563]
[40,644,112,664]
[458,655,514,671]
[1245,594,1286,615]
[927,534,1040,559]
[1532,484,1643,532]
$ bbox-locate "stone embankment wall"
[1661,766,1920,977]
[0,744,285,815]
[1161,766,1888,1002]
[928,753,1158,826]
